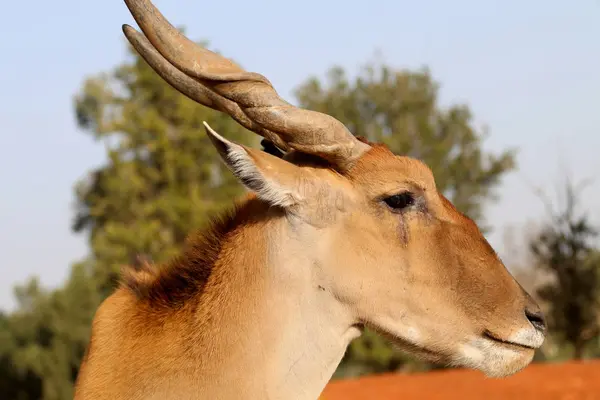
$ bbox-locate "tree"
[529,178,600,359]
[0,308,43,400]
[0,263,102,400]
[72,39,257,291]
[0,38,257,399]
[295,60,517,376]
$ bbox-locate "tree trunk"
[573,341,584,360]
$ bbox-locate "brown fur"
[75,143,547,399]
[117,144,395,315]
[120,194,267,311]
[76,137,548,399]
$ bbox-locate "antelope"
[74,1,547,399]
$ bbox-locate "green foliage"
[0,39,255,399]
[0,264,101,400]
[529,179,600,359]
[72,41,256,290]
[295,61,516,376]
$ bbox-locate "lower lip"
[483,331,535,350]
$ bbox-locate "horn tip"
[122,24,135,34]
[122,24,142,44]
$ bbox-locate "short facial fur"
[204,125,546,378]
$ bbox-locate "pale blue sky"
[1,0,599,310]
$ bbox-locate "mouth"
[482,330,536,350]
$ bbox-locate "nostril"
[525,309,547,332]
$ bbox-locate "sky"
[1,0,599,310]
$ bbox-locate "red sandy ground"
[321,360,600,399]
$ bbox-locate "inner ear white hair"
[203,122,303,208]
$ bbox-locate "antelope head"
[121,0,546,380]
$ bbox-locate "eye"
[383,191,415,211]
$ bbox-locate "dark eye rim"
[382,191,415,212]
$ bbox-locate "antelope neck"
[183,207,360,399]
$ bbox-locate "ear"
[203,122,306,208]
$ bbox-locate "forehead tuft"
[346,144,435,190]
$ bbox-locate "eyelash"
[383,191,415,211]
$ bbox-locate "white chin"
[454,337,535,378]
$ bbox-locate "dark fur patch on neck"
[120,198,254,310]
